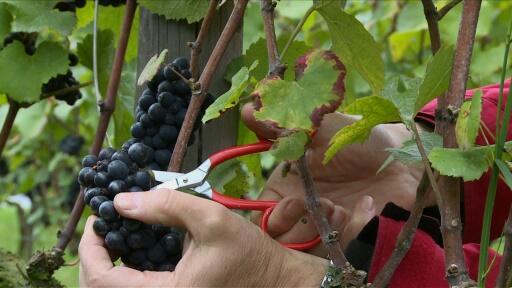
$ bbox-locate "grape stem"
[0,101,20,157]
[40,81,93,100]
[168,0,249,172]
[189,0,219,80]
[51,0,137,254]
[279,4,314,62]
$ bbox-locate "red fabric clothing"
[368,80,511,287]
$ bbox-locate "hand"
[242,104,428,255]
[79,189,328,287]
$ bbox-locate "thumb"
[341,196,376,249]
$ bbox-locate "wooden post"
[137,4,242,171]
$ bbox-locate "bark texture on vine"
[189,0,218,80]
[0,101,19,157]
[168,0,248,172]
[436,0,482,286]
[52,0,137,254]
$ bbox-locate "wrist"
[276,249,329,287]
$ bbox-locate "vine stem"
[189,0,218,80]
[437,0,481,286]
[497,206,512,287]
[41,81,93,99]
[168,0,249,172]
[421,0,441,53]
[437,0,463,20]
[0,101,20,157]
[260,0,285,77]
[52,0,137,253]
[280,4,314,61]
[370,174,431,287]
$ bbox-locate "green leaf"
[416,45,454,111]
[203,61,258,123]
[138,0,209,23]
[254,51,341,131]
[315,0,384,94]
[0,41,68,103]
[77,30,116,96]
[429,146,493,181]
[113,61,136,148]
[495,159,512,190]
[0,3,12,47]
[381,76,421,121]
[456,90,482,150]
[3,0,76,36]
[14,101,48,139]
[378,131,442,173]
[137,49,168,86]
[271,131,308,162]
[389,29,424,62]
[207,159,250,198]
[226,37,311,82]
[324,96,401,163]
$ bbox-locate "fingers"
[241,103,282,139]
[79,216,114,277]
[307,204,349,257]
[265,197,307,237]
[341,195,376,249]
[113,188,226,237]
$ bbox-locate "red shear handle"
[212,191,321,251]
[208,140,273,168]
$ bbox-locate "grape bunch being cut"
[79,147,183,271]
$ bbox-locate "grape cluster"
[79,147,183,271]
[2,32,82,105]
[130,57,213,170]
[59,135,85,155]
[54,0,86,12]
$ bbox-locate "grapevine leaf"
[2,0,76,36]
[0,41,68,103]
[324,96,401,163]
[0,3,12,47]
[381,76,421,121]
[225,38,312,81]
[113,61,137,148]
[378,131,442,173]
[429,146,492,181]
[137,0,209,23]
[254,51,341,131]
[203,61,258,123]
[416,45,454,111]
[495,159,512,190]
[137,49,168,86]
[271,131,308,162]
[456,90,482,150]
[14,101,48,139]
[77,30,116,95]
[207,159,250,198]
[314,0,384,94]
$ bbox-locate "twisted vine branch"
[189,0,219,80]
[168,0,249,172]
[52,0,137,253]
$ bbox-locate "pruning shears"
[152,139,321,251]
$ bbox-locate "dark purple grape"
[82,155,98,168]
[151,135,167,149]
[107,180,127,197]
[138,92,156,111]
[78,167,96,186]
[139,113,154,128]
[174,79,191,95]
[164,114,176,126]
[172,57,190,71]
[159,125,178,142]
[84,187,102,205]
[99,147,116,161]
[147,243,167,264]
[90,196,109,215]
[163,64,180,82]
[99,201,119,222]
[181,69,192,79]
[157,92,177,108]
[148,103,166,122]
[157,81,175,94]
[135,171,152,190]
[128,186,143,192]
[160,233,180,255]
[105,231,128,255]
[128,143,148,166]
[123,218,142,232]
[176,109,186,126]
[93,218,111,236]
[126,231,144,249]
[107,160,129,180]
[131,122,146,139]
[112,151,132,166]
[154,150,171,167]
[148,70,165,92]
[94,171,110,188]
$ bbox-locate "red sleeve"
[415,79,512,243]
[368,216,502,287]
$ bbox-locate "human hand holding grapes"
[79,188,327,287]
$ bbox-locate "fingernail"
[360,196,374,212]
[115,193,143,211]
